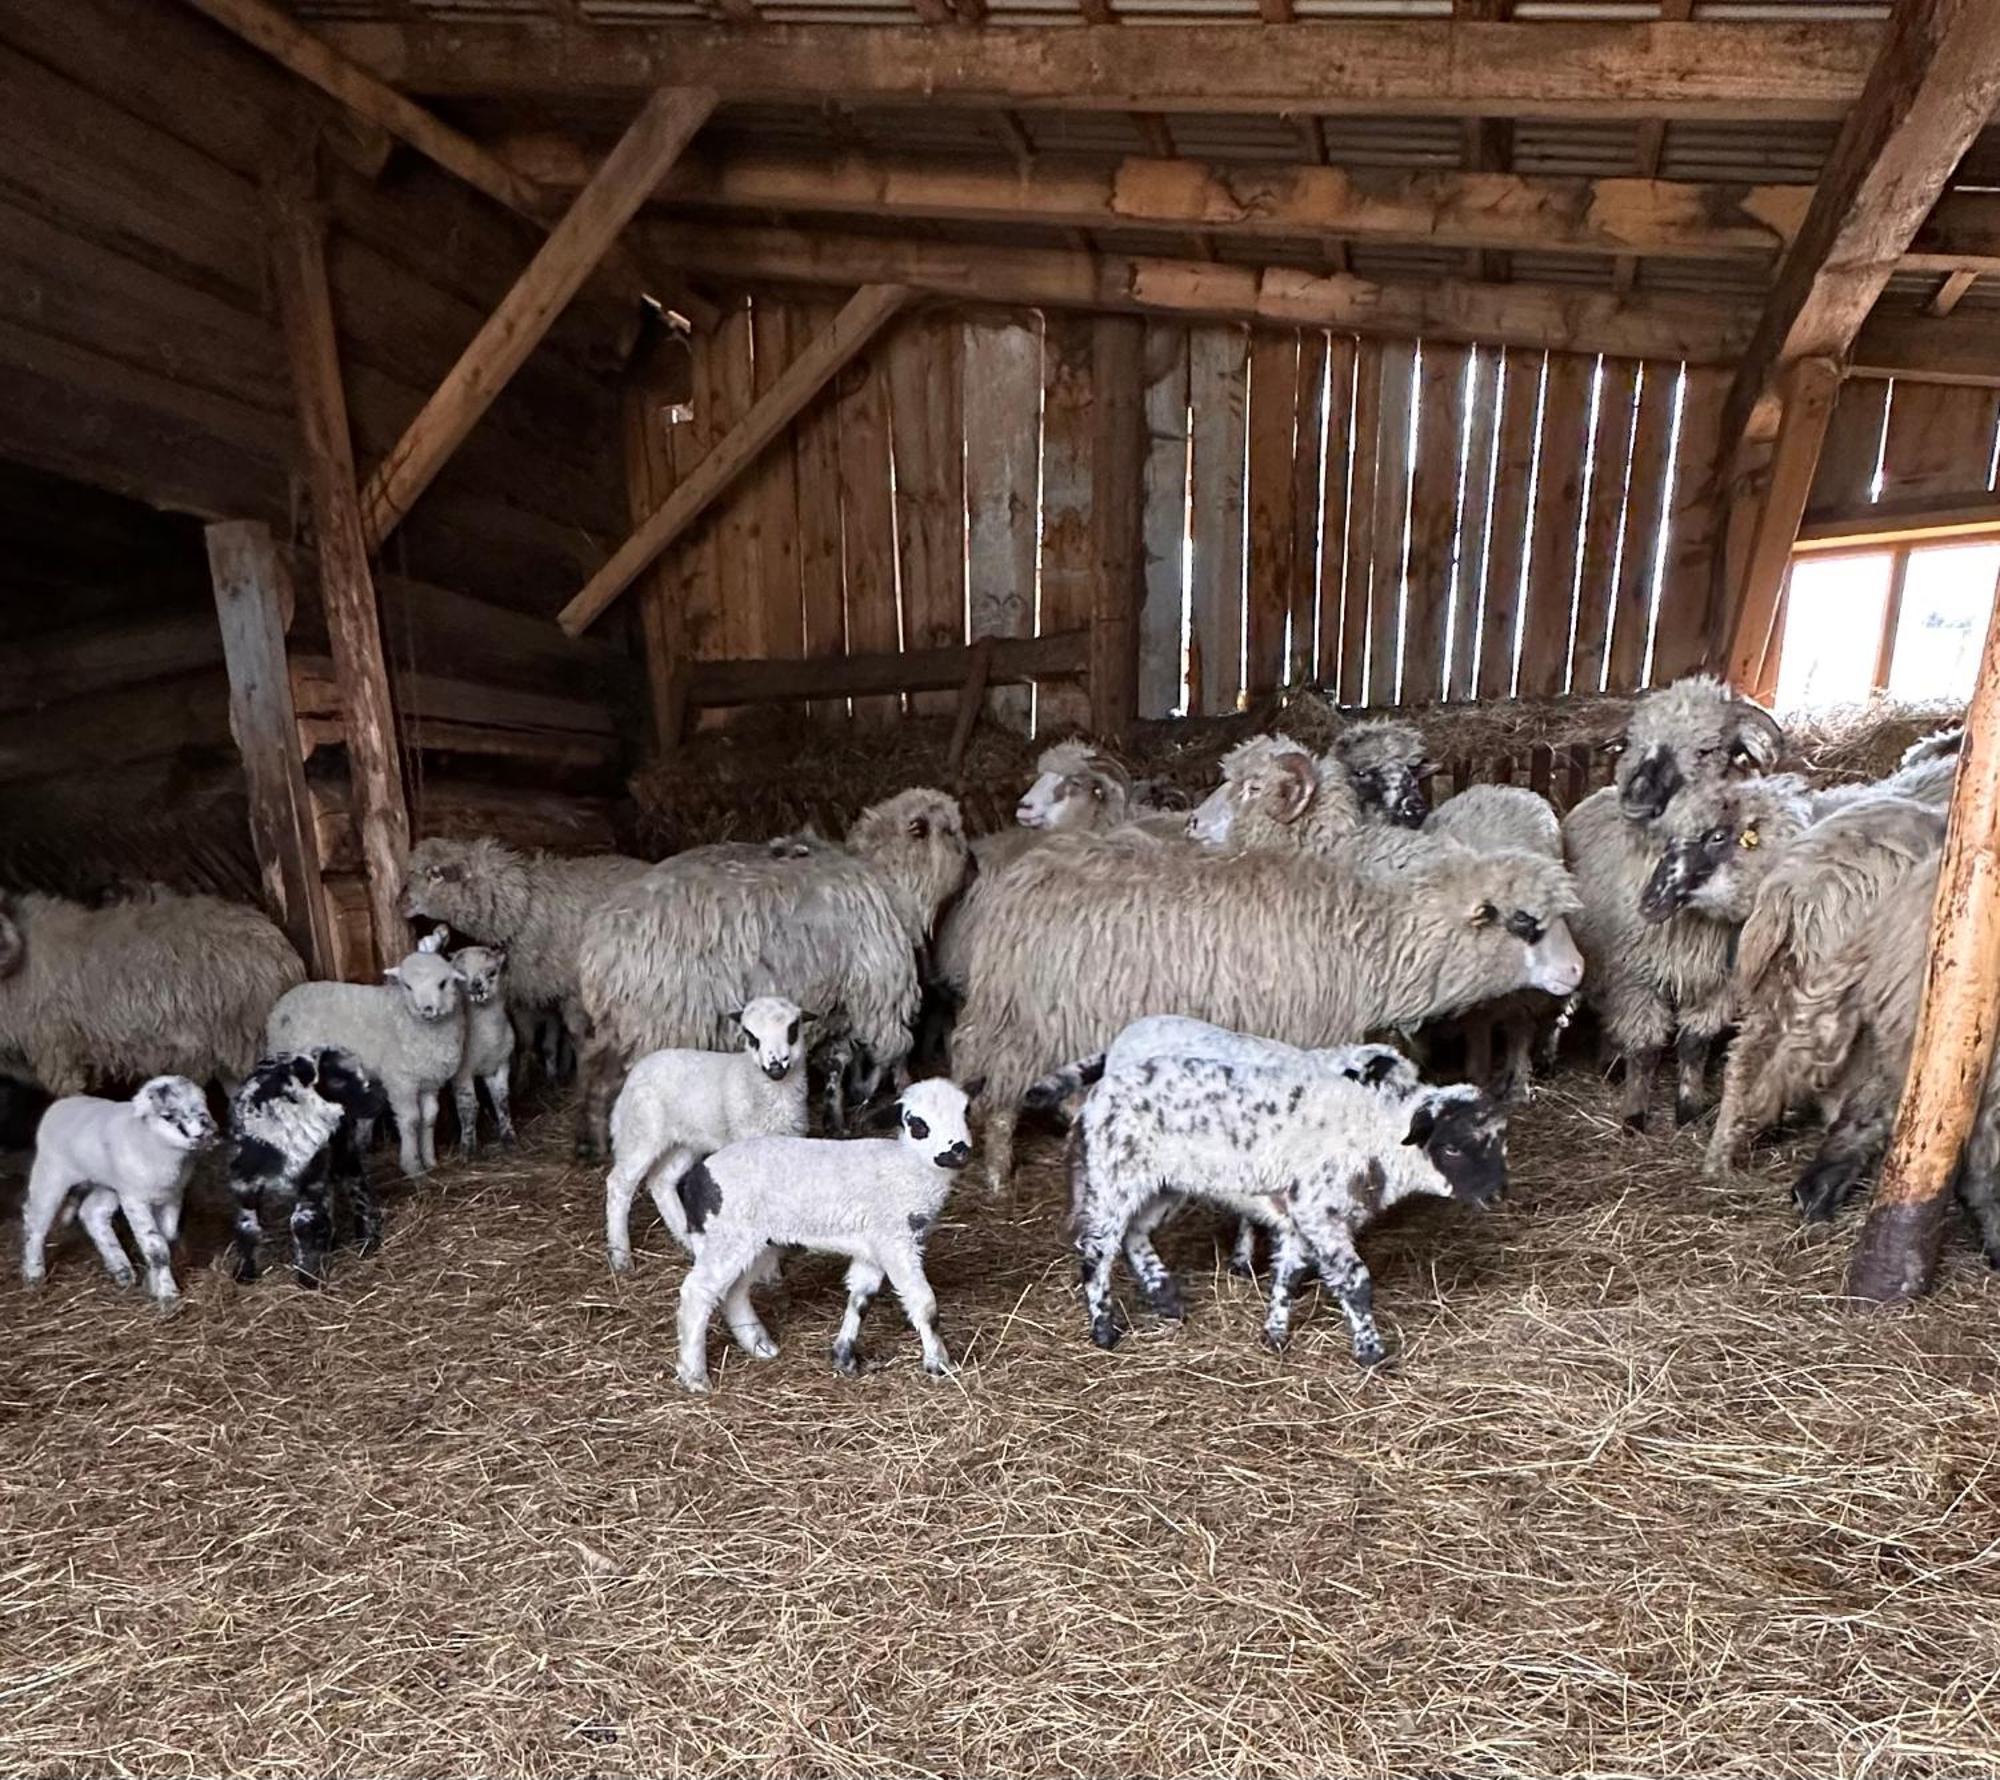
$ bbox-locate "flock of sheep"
[1,673,1973,1390]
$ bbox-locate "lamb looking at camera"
[1064,1027,1507,1364]
[670,1076,982,1393]
[20,1077,219,1304]
[448,943,515,1157]
[603,995,812,1274]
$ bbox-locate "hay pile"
[5,1071,2000,1777]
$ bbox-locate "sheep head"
[134,1076,219,1153]
[1017,740,1133,833]
[451,943,509,1007]
[1402,1084,1509,1207]
[1614,676,1783,825]
[845,787,972,932]
[0,896,22,980]
[399,836,533,941]
[1333,718,1432,828]
[1430,848,1586,1000]
[1639,774,1814,927]
[383,948,467,1024]
[1188,733,1326,851]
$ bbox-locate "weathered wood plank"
[1606,362,1678,693]
[837,345,903,726]
[1401,340,1469,705]
[1287,331,1329,690]
[690,629,1088,708]
[1336,338,1382,705]
[751,300,806,680]
[1039,312,1097,734]
[1138,322,1191,719]
[1244,329,1300,700]
[622,327,688,754]
[1808,377,1892,515]
[794,299,849,726]
[1877,380,2000,505]
[1652,366,1730,683]
[889,314,968,717]
[963,315,1043,733]
[1517,351,1594,701]
[1367,340,1416,706]
[1447,345,1501,701]
[706,302,760,663]
[1187,324,1250,717]
[1570,357,1641,695]
[1477,348,1545,700]
[1316,334,1358,691]
[1092,314,1147,739]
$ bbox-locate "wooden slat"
[1652,365,1729,682]
[1287,331,1329,689]
[707,303,760,663]
[963,315,1043,733]
[1516,350,1594,700]
[888,313,967,718]
[1186,323,1250,717]
[1317,334,1358,691]
[1091,314,1147,738]
[677,322,723,663]
[1605,362,1678,692]
[1336,338,1383,704]
[792,299,849,726]
[1798,495,2000,550]
[1477,348,1544,700]
[1447,345,1501,700]
[1807,377,1891,515]
[836,346,902,726]
[751,300,806,671]
[561,284,911,636]
[1569,356,1641,695]
[622,328,688,754]
[1367,339,1416,706]
[1039,313,1097,734]
[0,667,235,787]
[0,611,221,713]
[1243,329,1301,700]
[690,629,1087,707]
[1401,340,1468,705]
[1138,321,1191,720]
[1877,381,2000,505]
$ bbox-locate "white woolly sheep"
[604,993,812,1273]
[398,836,648,1080]
[266,948,466,1178]
[956,829,1583,1182]
[1067,1032,1506,1363]
[449,944,516,1157]
[670,1075,983,1394]
[1185,733,1366,856]
[20,1076,219,1304]
[0,888,303,1096]
[575,787,972,1157]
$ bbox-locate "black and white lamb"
[671,1076,982,1394]
[1063,1026,1506,1364]
[228,1047,389,1287]
[604,994,812,1273]
[19,1076,219,1304]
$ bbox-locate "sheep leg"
[1462,1016,1494,1091]
[1228,1217,1260,1278]
[453,1070,481,1161]
[1122,1195,1184,1322]
[981,1107,1019,1194]
[574,1038,620,1161]
[417,1088,440,1172]
[117,1193,178,1305]
[642,1151,695,1250]
[1077,1211,1126,1351]
[675,1259,733,1395]
[74,1188,137,1289]
[290,1165,335,1289]
[603,1144,659,1273]
[484,1066,515,1147]
[509,1005,540,1090]
[1306,1227,1385,1368]
[1955,1115,2000,1267]
[19,1157,81,1286]
[880,1245,951,1378]
[1792,1095,1893,1224]
[1673,1029,1712,1129]
[1705,1037,1756,1176]
[722,1271,779,1361]
[229,1175,268,1283]
[1259,1225,1311,1352]
[832,1258,887,1377]
[1497,1012,1538,1104]
[388,1084,426,1178]
[1620,1048,1658,1133]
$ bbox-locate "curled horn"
[1269,750,1319,823]
[1083,750,1133,798]
[1726,698,1784,772]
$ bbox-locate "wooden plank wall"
[662,306,1731,732]
[1808,378,2000,515]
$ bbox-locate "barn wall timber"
[655,300,1730,734]
[1808,378,2000,516]
[0,0,625,618]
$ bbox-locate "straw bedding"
[4,1067,2000,1778]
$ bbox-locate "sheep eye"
[1504,910,1545,944]
[906,1115,930,1140]
[1090,784,1104,800]
[1441,1143,1463,1158]
[1706,827,1731,847]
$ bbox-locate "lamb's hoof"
[1259,1328,1291,1355]
[1141,1291,1186,1323]
[1226,1255,1257,1280]
[1354,1341,1389,1369]
[1089,1317,1122,1351]
[676,1368,711,1395]
[923,1357,956,1380]
[1621,1111,1648,1135]
[233,1260,259,1286]
[292,1271,326,1292]
[108,1266,137,1290]
[745,1333,780,1361]
[21,1267,45,1289]
[832,1343,864,1377]
[149,1286,182,1313]
[458,1145,477,1163]
[607,1251,633,1276]
[497,1131,518,1150]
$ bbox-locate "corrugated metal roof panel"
[1635,256,1769,297]
[1510,122,1641,178]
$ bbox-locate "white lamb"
[450,944,516,1158]
[603,994,812,1273]
[266,947,466,1178]
[671,1076,983,1393]
[19,1076,219,1304]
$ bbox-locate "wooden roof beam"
[1851,307,2000,386]
[1724,0,2000,453]
[644,218,1754,363]
[319,18,1883,119]
[361,84,715,554]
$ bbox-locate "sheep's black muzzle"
[1619,748,1683,823]
[762,1060,791,1082]
[937,1141,972,1171]
[1639,842,1706,924]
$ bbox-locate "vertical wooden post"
[622,324,693,756]
[204,520,336,978]
[1091,315,1145,739]
[1848,573,2000,1302]
[267,185,412,970]
[1721,355,1842,693]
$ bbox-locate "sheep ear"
[1726,699,1783,770]
[383,966,404,986]
[961,1075,988,1102]
[1402,1104,1436,1147]
[1469,901,1499,927]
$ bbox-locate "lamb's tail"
[1023,1053,1105,1112]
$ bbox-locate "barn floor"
[4,1072,2000,1778]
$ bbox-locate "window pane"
[1776,552,1894,711]
[1886,541,2000,705]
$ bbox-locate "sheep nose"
[939,1141,972,1170]
[763,1061,789,1081]
[1392,787,1428,827]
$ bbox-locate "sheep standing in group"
[449,943,516,1157]
[575,787,972,1157]
[604,994,812,1275]
[1561,676,1785,1130]
[266,947,466,1178]
[955,826,1583,1182]
[228,1047,388,1287]
[670,1076,982,1394]
[0,888,303,1096]
[1061,1024,1507,1363]
[19,1076,218,1304]
[1332,717,1433,828]
[398,836,648,1083]
[1185,733,1366,856]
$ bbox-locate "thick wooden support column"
[1090,315,1145,738]
[204,520,337,978]
[561,284,912,636]
[1721,356,1841,696]
[1848,578,2000,1302]
[359,84,716,552]
[268,190,411,970]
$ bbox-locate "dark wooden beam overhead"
[1851,307,2000,387]
[318,19,1883,119]
[1725,0,2000,450]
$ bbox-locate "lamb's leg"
[642,1150,694,1251]
[118,1193,178,1305]
[73,1188,137,1289]
[1620,1048,1658,1133]
[880,1244,951,1378]
[290,1165,335,1288]
[603,1143,658,1273]
[981,1106,1019,1194]
[484,1067,515,1148]
[1308,1226,1385,1368]
[19,1156,79,1286]
[1792,1094,1893,1223]
[1497,1011,1537,1104]
[389,1084,426,1178]
[1228,1217,1260,1278]
[1955,1113,2000,1267]
[453,1068,481,1161]
[338,1127,383,1256]
[723,1270,780,1360]
[832,1258,886,1376]
[1705,1032,1757,1176]
[1078,1209,1126,1351]
[229,1174,268,1283]
[417,1088,441,1172]
[675,1255,734,1394]
[1674,1028,1712,1129]
[1260,1225,1311,1352]
[1122,1195,1184,1323]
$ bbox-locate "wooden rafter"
[1724,0,2000,451]
[560,284,911,636]
[1930,268,1979,316]
[1852,307,2000,386]
[321,18,1883,118]
[1616,0,1693,295]
[359,84,716,553]
[644,218,1755,362]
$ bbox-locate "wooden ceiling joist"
[359,84,716,554]
[319,19,1882,120]
[644,220,1755,364]
[1851,308,2000,388]
[1725,0,2000,450]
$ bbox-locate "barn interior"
[6,1,2000,1771]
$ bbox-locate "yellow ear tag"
[1740,827,1760,849]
